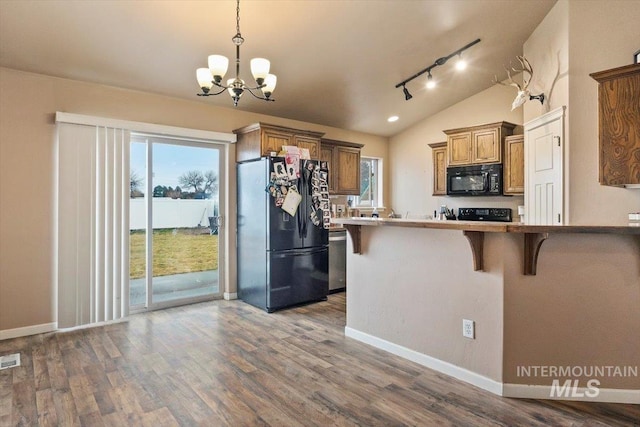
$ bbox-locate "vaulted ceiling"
[0,0,556,137]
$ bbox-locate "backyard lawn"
[130,228,218,279]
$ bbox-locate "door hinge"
[554,136,561,147]
[557,213,561,223]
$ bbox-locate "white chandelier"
[196,0,276,106]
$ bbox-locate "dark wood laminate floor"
[1,293,638,426]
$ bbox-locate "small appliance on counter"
[458,207,512,222]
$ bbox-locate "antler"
[493,55,534,91]
[514,56,533,91]
[493,65,522,90]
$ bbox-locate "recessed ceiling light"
[456,58,467,71]
[387,116,399,122]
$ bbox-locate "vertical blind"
[56,123,130,328]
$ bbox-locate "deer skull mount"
[494,56,545,110]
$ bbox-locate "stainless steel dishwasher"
[329,230,346,293]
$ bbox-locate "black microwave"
[446,164,503,196]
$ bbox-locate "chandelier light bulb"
[208,55,229,83]
[196,68,213,92]
[250,58,270,85]
[262,74,277,98]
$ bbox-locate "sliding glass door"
[129,136,223,311]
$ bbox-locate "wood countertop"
[331,217,640,235]
[331,217,640,275]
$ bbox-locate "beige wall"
[524,0,640,224]
[346,225,640,391]
[0,67,388,332]
[346,226,505,382]
[503,232,640,389]
[388,84,524,219]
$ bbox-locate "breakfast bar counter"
[332,217,640,403]
[332,217,640,275]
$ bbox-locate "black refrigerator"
[237,157,329,312]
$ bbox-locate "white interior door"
[524,107,565,225]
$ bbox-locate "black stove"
[458,208,512,222]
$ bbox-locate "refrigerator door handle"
[296,175,304,239]
[301,166,308,238]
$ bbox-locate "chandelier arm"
[212,81,231,90]
[198,86,228,96]
[244,87,275,101]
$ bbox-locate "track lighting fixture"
[395,38,480,101]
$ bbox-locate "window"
[354,157,383,208]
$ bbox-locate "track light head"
[403,85,413,101]
[426,71,436,89]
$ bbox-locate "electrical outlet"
[463,319,475,339]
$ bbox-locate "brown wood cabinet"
[590,64,640,186]
[233,123,324,162]
[320,144,335,193]
[320,138,364,195]
[503,134,525,195]
[428,142,447,195]
[444,122,517,166]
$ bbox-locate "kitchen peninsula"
[332,217,640,403]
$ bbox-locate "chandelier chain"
[236,0,241,36]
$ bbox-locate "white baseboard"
[57,318,127,334]
[224,292,238,300]
[503,383,640,404]
[344,327,638,405]
[0,322,57,341]
[345,326,503,396]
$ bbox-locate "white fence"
[130,198,218,230]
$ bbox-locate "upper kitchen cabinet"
[590,64,640,186]
[321,139,364,195]
[444,122,517,166]
[233,123,324,162]
[503,134,525,195]
[428,142,447,195]
[320,144,335,193]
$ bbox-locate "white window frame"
[353,156,384,209]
